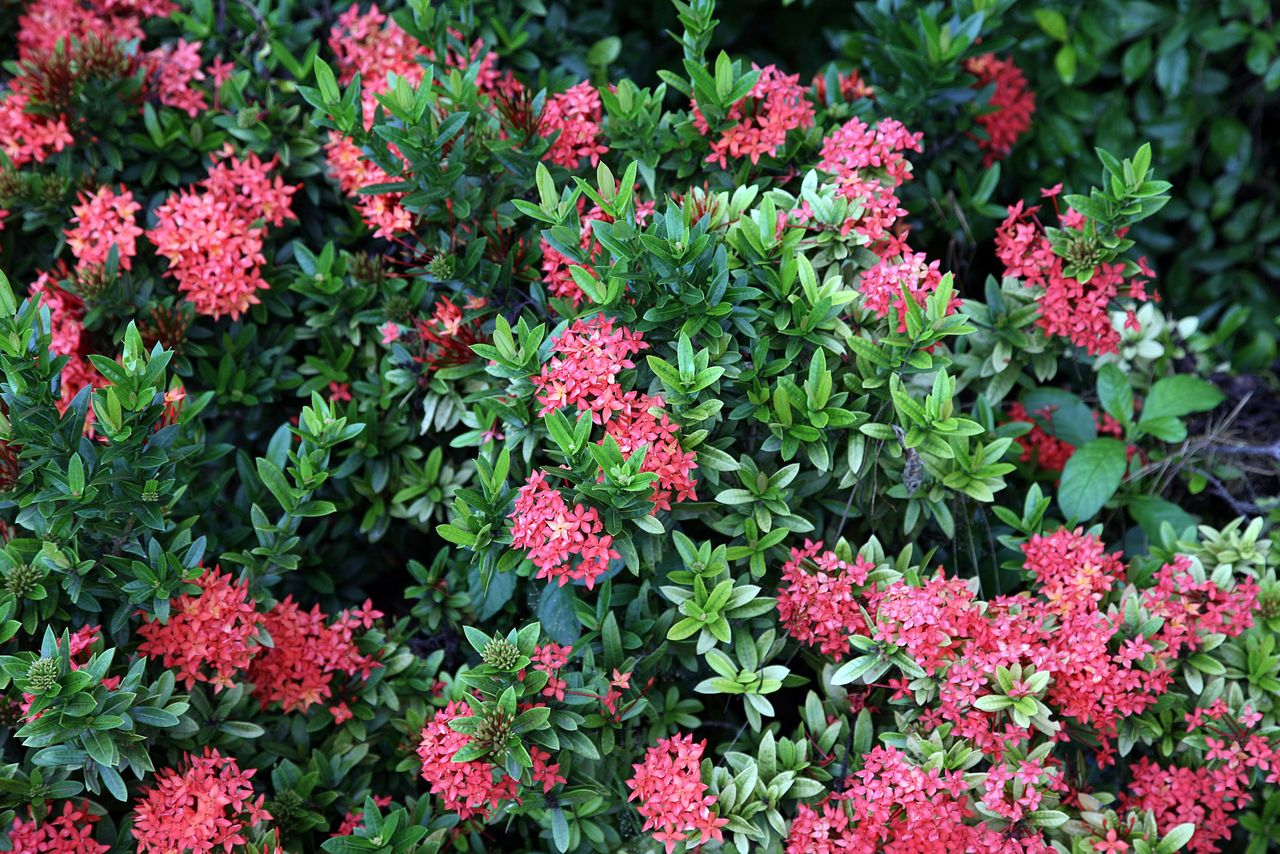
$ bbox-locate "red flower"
[65,185,144,271]
[136,566,264,691]
[540,81,609,169]
[246,597,381,713]
[131,749,270,853]
[965,53,1036,166]
[626,733,728,853]
[776,540,874,659]
[694,64,814,168]
[7,800,109,853]
[416,701,519,820]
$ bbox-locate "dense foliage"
[0,1,1278,852]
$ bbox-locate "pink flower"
[144,39,209,117]
[0,93,73,167]
[417,701,519,819]
[65,185,144,270]
[136,566,264,691]
[1122,758,1248,854]
[693,64,814,168]
[328,381,352,403]
[530,314,648,420]
[626,733,728,853]
[509,471,618,588]
[149,147,298,320]
[995,200,1153,355]
[776,540,874,659]
[786,746,1040,851]
[857,247,953,329]
[540,81,608,169]
[246,597,381,713]
[530,746,567,792]
[131,749,270,853]
[7,801,109,853]
[603,395,698,510]
[379,321,401,343]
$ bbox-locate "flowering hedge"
[1,1,1279,853]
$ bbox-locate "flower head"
[417,700,520,819]
[136,566,263,691]
[246,597,381,712]
[65,185,144,270]
[626,733,728,853]
[131,749,270,853]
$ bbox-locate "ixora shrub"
[1,0,1280,852]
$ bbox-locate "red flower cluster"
[329,4,426,102]
[1122,701,1278,852]
[6,801,109,853]
[1140,554,1258,657]
[530,745,568,792]
[965,53,1035,167]
[143,39,208,118]
[540,81,609,169]
[776,540,874,659]
[532,314,648,417]
[0,93,73,167]
[818,116,922,191]
[149,146,298,319]
[785,745,1046,852]
[694,64,815,168]
[807,116,955,327]
[1007,402,1125,473]
[15,0,167,62]
[136,566,264,691]
[625,733,728,853]
[531,641,572,700]
[603,394,699,510]
[510,470,619,588]
[857,248,945,329]
[246,597,383,713]
[411,297,488,374]
[528,314,698,510]
[65,185,144,271]
[131,749,270,853]
[416,700,520,819]
[996,198,1154,355]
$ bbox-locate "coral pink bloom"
[65,185,144,271]
[131,749,270,853]
[136,566,263,691]
[417,700,519,819]
[626,733,728,853]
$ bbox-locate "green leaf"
[1127,496,1196,541]
[1033,9,1068,40]
[1095,364,1133,425]
[1140,375,1224,425]
[82,728,118,768]
[1058,439,1128,520]
[256,458,295,513]
[1156,823,1196,854]
[1055,43,1077,84]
